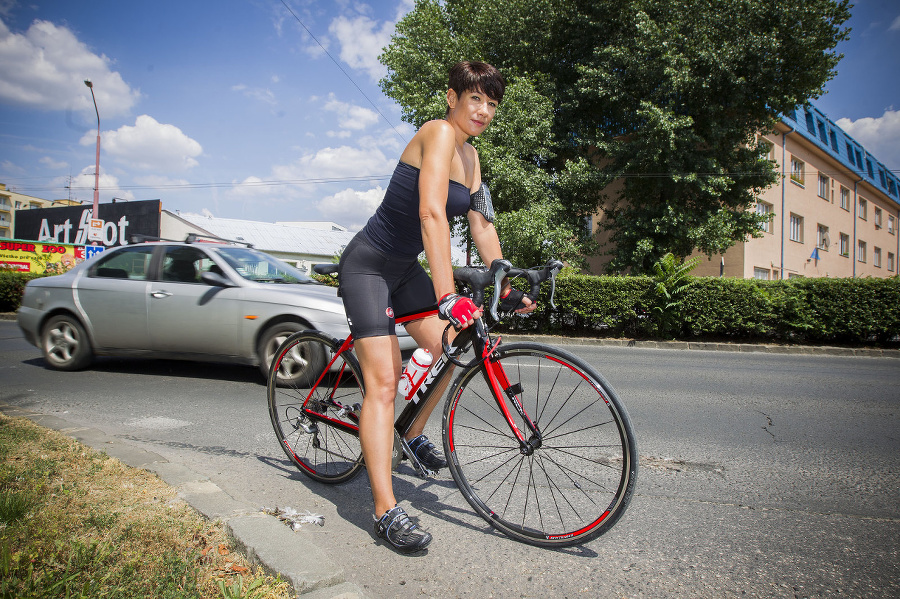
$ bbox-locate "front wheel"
[443,342,637,547]
[267,330,364,484]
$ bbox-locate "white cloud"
[39,156,68,170]
[1,159,24,175]
[63,165,131,203]
[227,176,269,199]
[328,14,392,81]
[83,115,202,172]
[0,18,139,116]
[323,93,379,130]
[836,109,900,171]
[232,83,277,106]
[890,15,900,31]
[317,186,384,230]
[132,174,191,188]
[273,143,394,183]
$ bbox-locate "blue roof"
[781,104,900,207]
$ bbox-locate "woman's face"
[448,88,498,137]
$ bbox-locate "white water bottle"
[398,348,432,400]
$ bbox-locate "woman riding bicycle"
[337,61,533,553]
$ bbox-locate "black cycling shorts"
[337,232,436,339]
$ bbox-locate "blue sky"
[1,0,898,231]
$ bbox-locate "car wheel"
[258,323,324,386]
[41,314,93,371]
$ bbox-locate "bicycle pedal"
[393,435,435,478]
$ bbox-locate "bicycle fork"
[481,346,544,455]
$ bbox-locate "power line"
[278,0,407,145]
[12,173,394,194]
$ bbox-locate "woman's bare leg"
[354,334,402,517]
[402,315,457,440]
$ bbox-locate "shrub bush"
[500,273,900,346]
[0,270,46,313]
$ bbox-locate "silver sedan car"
[17,240,415,385]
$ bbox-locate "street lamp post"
[84,80,100,220]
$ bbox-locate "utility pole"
[84,79,102,243]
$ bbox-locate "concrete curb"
[0,403,373,599]
[499,334,900,358]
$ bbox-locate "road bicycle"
[267,259,637,547]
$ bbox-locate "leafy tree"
[379,0,850,273]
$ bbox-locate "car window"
[161,246,210,284]
[88,246,154,280]
[212,246,316,284]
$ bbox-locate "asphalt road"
[1,319,898,598]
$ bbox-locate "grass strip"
[0,413,293,599]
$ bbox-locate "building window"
[857,240,866,263]
[840,186,850,211]
[755,201,774,233]
[889,215,895,235]
[889,252,896,272]
[858,198,867,220]
[761,139,775,162]
[816,224,829,251]
[839,233,850,257]
[873,247,881,268]
[753,267,770,281]
[790,157,805,185]
[874,207,882,229]
[817,173,830,200]
[789,213,804,243]
[817,120,828,144]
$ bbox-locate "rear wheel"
[267,330,364,483]
[443,342,637,547]
[41,314,93,371]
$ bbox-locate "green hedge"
[4,267,898,346]
[501,272,900,346]
[0,270,47,312]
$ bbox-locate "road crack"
[757,410,776,441]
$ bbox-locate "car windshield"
[211,246,317,284]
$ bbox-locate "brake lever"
[489,259,512,321]
[547,260,563,310]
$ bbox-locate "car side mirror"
[200,271,234,287]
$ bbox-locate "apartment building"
[0,183,82,239]
[586,104,900,279]
[692,104,900,279]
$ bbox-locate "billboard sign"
[0,239,99,274]
[14,200,161,248]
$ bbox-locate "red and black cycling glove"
[438,293,479,328]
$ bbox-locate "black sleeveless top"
[362,161,470,258]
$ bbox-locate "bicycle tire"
[443,342,637,547]
[267,330,365,484]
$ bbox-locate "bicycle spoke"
[445,342,636,547]
[268,331,364,484]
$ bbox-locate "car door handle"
[151,290,173,298]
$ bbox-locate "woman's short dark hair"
[448,61,505,104]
